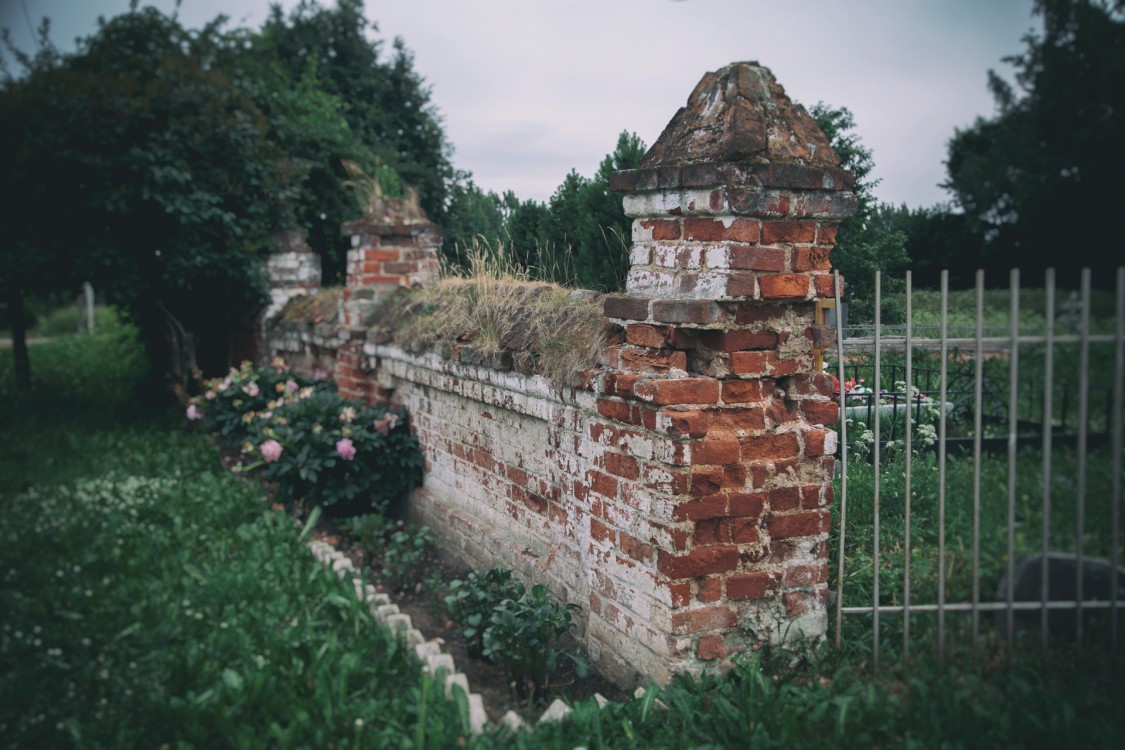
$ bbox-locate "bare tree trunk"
[6,283,31,391]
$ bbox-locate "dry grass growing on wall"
[389,244,611,383]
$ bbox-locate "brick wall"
[265,62,854,687]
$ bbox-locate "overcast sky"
[2,0,1037,208]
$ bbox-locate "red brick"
[783,562,828,588]
[366,248,401,261]
[698,330,778,352]
[659,409,710,439]
[383,261,419,275]
[644,464,689,494]
[783,590,828,617]
[658,546,740,579]
[673,494,728,522]
[588,470,619,498]
[597,398,632,422]
[725,272,757,298]
[766,486,801,512]
[722,379,770,403]
[698,576,724,603]
[697,633,726,660]
[761,221,816,244]
[668,581,693,608]
[767,511,830,539]
[690,468,725,498]
[727,493,766,518]
[727,572,778,600]
[694,518,725,545]
[634,378,720,405]
[590,517,616,544]
[671,605,737,633]
[588,592,602,615]
[683,218,760,243]
[651,300,723,325]
[619,348,687,374]
[768,356,802,376]
[648,220,680,240]
[734,303,791,325]
[741,433,801,461]
[814,274,838,298]
[729,246,785,271]
[604,452,640,480]
[619,531,654,563]
[805,428,836,457]
[792,247,832,272]
[706,407,766,434]
[725,517,761,544]
[801,399,839,426]
[759,274,811,299]
[690,439,740,466]
[626,324,667,348]
[604,294,650,320]
[603,372,643,399]
[817,223,838,245]
[731,351,770,376]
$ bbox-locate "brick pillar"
[602,62,856,668]
[265,229,321,321]
[338,188,442,400]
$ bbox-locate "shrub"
[444,567,527,657]
[481,583,587,700]
[188,360,423,516]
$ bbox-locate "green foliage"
[189,360,423,515]
[0,306,148,422]
[943,0,1125,289]
[451,131,646,292]
[444,567,527,657]
[379,524,435,593]
[259,0,453,253]
[0,419,468,749]
[810,104,909,323]
[481,584,587,700]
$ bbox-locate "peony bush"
[187,359,422,515]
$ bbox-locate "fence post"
[606,61,856,660]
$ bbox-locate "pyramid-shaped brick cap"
[641,62,838,169]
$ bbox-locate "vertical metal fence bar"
[972,269,984,658]
[1076,268,1092,650]
[873,271,882,670]
[1041,269,1056,656]
[1006,269,1020,644]
[938,271,949,661]
[834,272,849,649]
[1112,267,1124,657]
[903,271,913,661]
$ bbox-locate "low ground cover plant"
[444,567,527,657]
[0,421,470,748]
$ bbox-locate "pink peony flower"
[244,382,260,398]
[339,406,357,423]
[204,390,216,401]
[285,379,299,393]
[336,437,357,461]
[260,439,283,463]
[313,368,329,381]
[186,404,202,421]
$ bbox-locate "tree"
[811,104,910,323]
[944,0,1125,287]
[0,6,373,390]
[259,0,454,266]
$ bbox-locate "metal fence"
[831,267,1125,666]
